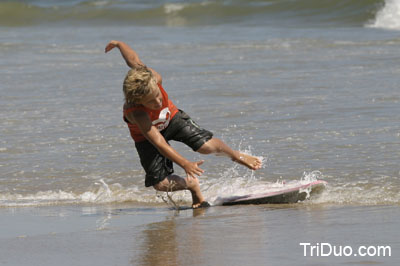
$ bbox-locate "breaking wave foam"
[368,0,400,30]
[0,179,150,207]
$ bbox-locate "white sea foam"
[312,179,400,205]
[1,172,399,207]
[0,170,319,207]
[164,3,186,14]
[0,179,155,207]
[369,0,400,30]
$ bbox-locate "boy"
[105,40,262,208]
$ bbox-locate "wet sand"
[1,203,398,266]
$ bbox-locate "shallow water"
[1,23,399,207]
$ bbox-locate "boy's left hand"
[183,160,204,180]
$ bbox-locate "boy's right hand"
[183,160,205,180]
[105,40,119,53]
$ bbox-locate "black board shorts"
[135,110,213,187]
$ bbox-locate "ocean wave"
[0,0,389,28]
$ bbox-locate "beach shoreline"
[1,203,398,265]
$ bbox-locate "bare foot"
[234,153,262,170]
[185,177,206,208]
[193,201,211,209]
[190,190,202,208]
[190,190,210,209]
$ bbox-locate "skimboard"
[219,180,327,206]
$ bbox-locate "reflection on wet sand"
[137,209,206,266]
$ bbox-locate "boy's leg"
[165,110,262,170]
[153,174,206,208]
[197,138,262,170]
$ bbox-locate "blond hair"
[123,65,155,104]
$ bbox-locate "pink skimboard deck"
[220,180,327,206]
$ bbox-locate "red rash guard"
[123,84,179,142]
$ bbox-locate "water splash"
[202,163,324,205]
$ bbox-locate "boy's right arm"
[127,110,204,179]
[105,40,143,67]
[105,40,163,84]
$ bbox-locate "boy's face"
[139,86,163,110]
